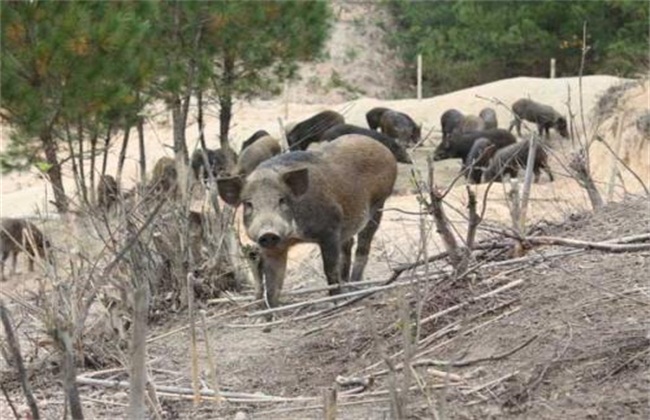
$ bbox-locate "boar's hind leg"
[259,251,288,309]
[350,202,385,283]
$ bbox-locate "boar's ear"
[282,167,309,197]
[217,175,244,206]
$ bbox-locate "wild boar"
[190,148,234,182]
[97,174,119,211]
[1,218,51,280]
[432,128,516,162]
[479,107,498,130]
[440,109,464,141]
[510,98,568,139]
[483,139,554,183]
[217,135,397,309]
[379,110,421,147]
[320,123,412,164]
[366,107,391,130]
[241,130,271,152]
[235,135,282,177]
[462,137,497,184]
[460,115,486,133]
[287,110,345,151]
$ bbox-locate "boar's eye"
[243,201,253,211]
[278,197,286,206]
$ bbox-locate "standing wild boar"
[320,123,412,164]
[150,157,179,197]
[1,218,51,280]
[287,110,345,151]
[462,137,497,184]
[510,98,568,139]
[235,135,282,177]
[241,130,270,152]
[440,109,464,141]
[217,135,397,309]
[460,115,486,133]
[366,107,391,130]
[479,107,498,130]
[483,139,554,183]
[190,148,235,182]
[433,128,516,163]
[379,110,421,147]
[97,174,119,211]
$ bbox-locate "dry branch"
[412,334,538,369]
[0,301,40,420]
[524,236,650,253]
[76,376,316,403]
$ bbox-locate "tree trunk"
[77,118,88,205]
[197,88,207,151]
[101,124,112,178]
[171,95,190,165]
[218,54,235,155]
[57,328,84,420]
[137,117,147,185]
[128,280,149,420]
[89,130,98,206]
[41,129,68,213]
[64,122,81,202]
[116,125,131,187]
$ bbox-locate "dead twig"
[524,235,650,253]
[462,371,520,396]
[412,334,538,368]
[1,383,20,420]
[0,300,40,420]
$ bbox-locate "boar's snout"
[258,232,282,249]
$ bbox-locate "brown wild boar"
[479,107,498,129]
[1,218,51,280]
[150,157,178,195]
[440,109,464,141]
[235,135,282,177]
[510,98,568,139]
[460,115,486,133]
[366,107,391,130]
[218,135,397,309]
[379,110,421,147]
[97,174,119,211]
[286,110,345,151]
[241,129,271,152]
[483,139,554,183]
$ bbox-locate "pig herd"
[2,98,567,316]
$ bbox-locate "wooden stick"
[187,273,201,405]
[461,371,520,396]
[248,284,398,318]
[322,386,337,420]
[76,376,317,402]
[524,236,650,252]
[412,334,538,368]
[254,397,392,416]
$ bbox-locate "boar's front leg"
[319,233,343,295]
[259,249,288,310]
